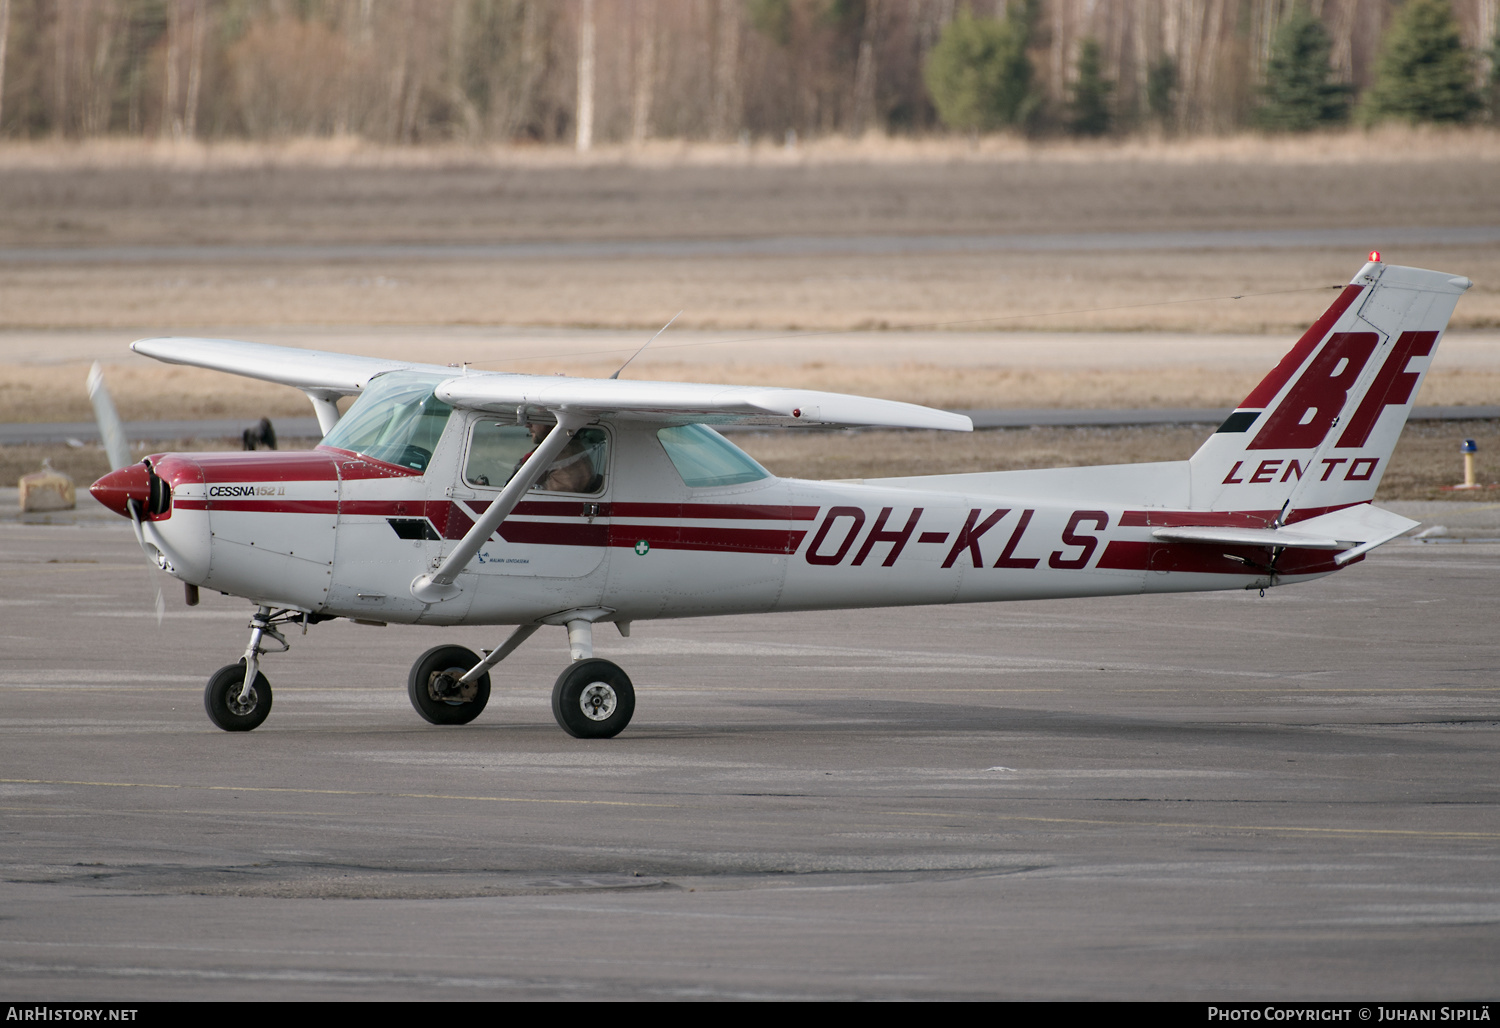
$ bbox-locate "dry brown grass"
[3,127,1499,171]
[4,248,1497,336]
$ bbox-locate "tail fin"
[1189,259,1470,521]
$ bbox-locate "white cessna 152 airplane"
[89,257,1468,739]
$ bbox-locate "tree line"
[1,0,1498,145]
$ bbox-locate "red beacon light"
[1369,250,1382,262]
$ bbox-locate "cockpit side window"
[321,372,453,472]
[465,422,609,495]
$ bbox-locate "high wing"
[131,337,456,394]
[433,375,972,431]
[131,336,459,434]
[130,335,973,433]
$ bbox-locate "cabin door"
[454,418,611,579]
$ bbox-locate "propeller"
[87,362,168,625]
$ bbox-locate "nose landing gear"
[201,606,310,732]
[204,661,272,731]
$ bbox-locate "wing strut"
[410,410,590,604]
[303,391,342,435]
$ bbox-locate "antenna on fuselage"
[610,310,682,380]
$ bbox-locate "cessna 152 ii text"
[88,257,1469,739]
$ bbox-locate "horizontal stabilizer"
[434,376,974,431]
[1151,503,1418,564]
[1151,525,1342,549]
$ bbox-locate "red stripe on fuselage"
[611,524,807,554]
[493,520,804,554]
[463,499,815,521]
[175,499,338,514]
[1097,540,1352,575]
[611,502,819,521]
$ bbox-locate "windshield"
[321,371,452,472]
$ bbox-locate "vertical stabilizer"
[1188,260,1470,521]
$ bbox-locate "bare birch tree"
[163,0,181,137]
[0,0,8,134]
[183,0,206,139]
[711,0,739,140]
[850,0,881,136]
[632,0,656,144]
[576,0,595,150]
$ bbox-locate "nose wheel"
[552,659,635,739]
[204,661,272,732]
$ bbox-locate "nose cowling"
[91,462,171,519]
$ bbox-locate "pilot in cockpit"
[522,422,595,493]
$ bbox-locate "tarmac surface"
[1,501,1497,1000]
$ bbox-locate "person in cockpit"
[522,422,595,493]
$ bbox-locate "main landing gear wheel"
[204,661,272,732]
[408,645,491,725]
[552,659,635,739]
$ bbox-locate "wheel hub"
[428,669,478,703]
[579,682,617,721]
[227,686,258,717]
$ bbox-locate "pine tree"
[1069,38,1113,136]
[1362,0,1480,125]
[923,9,1033,133]
[1485,30,1500,123]
[1146,57,1177,128]
[1255,6,1349,131]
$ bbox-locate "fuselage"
[99,414,1348,628]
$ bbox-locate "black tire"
[408,645,490,725]
[551,659,634,739]
[204,661,272,732]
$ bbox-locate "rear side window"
[656,425,768,488]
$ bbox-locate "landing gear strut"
[202,605,305,732]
